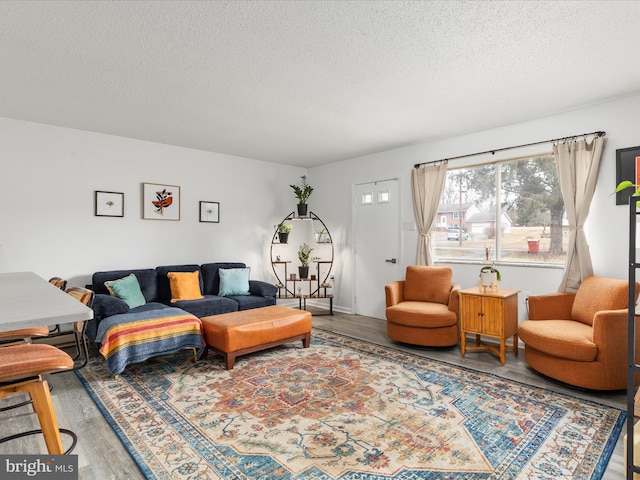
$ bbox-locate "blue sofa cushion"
[156,264,203,301]
[131,302,170,313]
[218,267,251,296]
[92,269,159,303]
[160,295,238,318]
[229,294,276,311]
[201,262,246,295]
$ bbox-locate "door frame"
[351,177,402,316]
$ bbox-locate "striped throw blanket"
[96,307,204,376]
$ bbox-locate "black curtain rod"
[413,130,606,169]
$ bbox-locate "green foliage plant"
[298,243,313,267]
[480,245,501,281]
[479,265,501,282]
[276,222,293,233]
[290,175,314,204]
[614,180,640,207]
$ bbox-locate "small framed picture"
[199,201,220,223]
[143,183,180,220]
[95,191,124,217]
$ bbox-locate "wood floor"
[0,312,629,479]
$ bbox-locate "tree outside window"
[434,154,566,265]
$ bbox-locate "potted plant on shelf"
[298,243,313,279]
[290,175,313,217]
[275,222,293,243]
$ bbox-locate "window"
[434,154,566,266]
[378,190,390,203]
[361,192,373,205]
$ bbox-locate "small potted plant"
[479,246,501,289]
[275,223,293,243]
[297,243,313,279]
[290,175,313,217]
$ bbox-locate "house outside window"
[434,154,567,266]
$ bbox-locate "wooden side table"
[459,286,519,365]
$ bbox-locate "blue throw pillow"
[104,273,146,308]
[218,268,251,296]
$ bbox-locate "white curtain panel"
[411,163,447,266]
[554,135,604,292]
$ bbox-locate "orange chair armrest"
[591,310,637,384]
[527,292,575,320]
[592,309,631,346]
[448,285,460,314]
[385,281,404,307]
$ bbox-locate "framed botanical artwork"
[616,146,640,205]
[200,201,220,223]
[142,183,181,220]
[95,191,124,217]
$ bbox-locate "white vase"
[480,271,497,287]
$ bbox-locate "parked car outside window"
[447,228,470,241]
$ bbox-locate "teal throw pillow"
[218,268,251,296]
[104,273,146,308]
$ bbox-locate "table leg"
[513,333,519,357]
[460,332,467,357]
[500,338,506,365]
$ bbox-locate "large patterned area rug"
[76,329,624,479]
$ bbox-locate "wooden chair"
[0,278,67,412]
[46,277,67,336]
[0,325,52,413]
[48,277,67,290]
[0,326,50,346]
[0,344,76,454]
[64,287,94,368]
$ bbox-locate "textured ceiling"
[1,1,640,167]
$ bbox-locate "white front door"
[354,179,400,319]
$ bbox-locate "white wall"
[1,118,306,289]
[3,93,639,318]
[310,93,640,319]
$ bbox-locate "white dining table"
[0,271,93,332]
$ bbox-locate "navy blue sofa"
[87,262,277,343]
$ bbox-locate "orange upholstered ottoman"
[200,305,312,369]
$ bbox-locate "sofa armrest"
[527,292,575,320]
[93,293,130,319]
[385,281,404,307]
[249,280,277,298]
[86,294,130,342]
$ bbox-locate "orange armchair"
[518,275,639,390]
[385,266,460,347]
